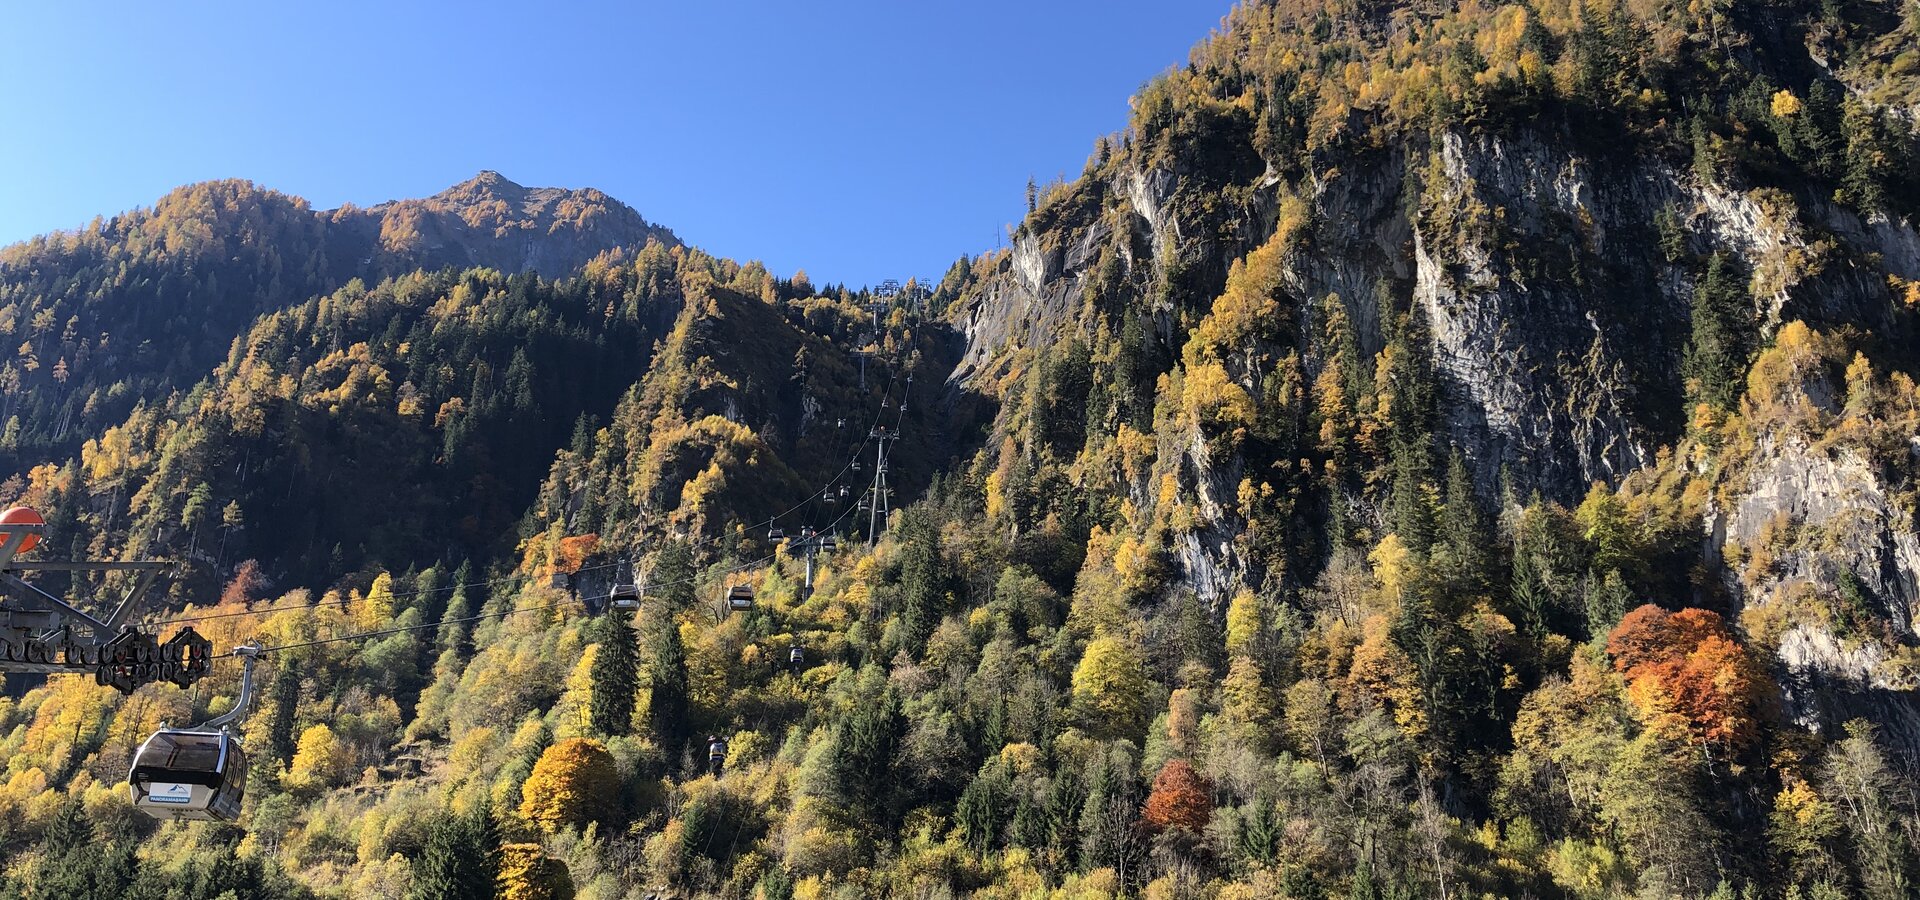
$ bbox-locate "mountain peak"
[438,169,526,201]
[354,172,677,274]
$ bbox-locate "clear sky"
[0,1,1230,287]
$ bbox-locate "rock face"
[961,125,1920,492]
[339,171,680,277]
[1726,439,1920,640]
[948,115,1920,748]
[1777,625,1919,750]
[1720,432,1920,751]
[1406,130,1667,495]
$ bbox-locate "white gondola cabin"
[129,728,249,821]
[130,644,261,823]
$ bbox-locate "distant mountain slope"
[534,265,961,556]
[8,241,955,606]
[0,173,677,463]
[341,170,681,277]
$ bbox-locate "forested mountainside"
[4,1,1920,899]
[10,238,954,603]
[0,172,674,466]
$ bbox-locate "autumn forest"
[3,1,1920,899]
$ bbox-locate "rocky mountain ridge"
[340,170,680,276]
[939,0,1920,766]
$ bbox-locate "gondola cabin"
[610,581,642,611]
[726,585,755,612]
[129,729,248,822]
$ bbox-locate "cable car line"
[683,311,910,548]
[806,376,893,530]
[146,535,791,632]
[612,355,900,566]
[142,564,617,629]
[804,352,904,533]
[235,596,587,657]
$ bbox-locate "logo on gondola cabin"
[150,783,193,804]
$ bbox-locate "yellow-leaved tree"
[1224,590,1262,657]
[1222,656,1274,730]
[354,572,395,631]
[284,724,351,794]
[1071,635,1148,738]
[518,737,619,833]
[498,842,575,900]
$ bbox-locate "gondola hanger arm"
[202,643,262,731]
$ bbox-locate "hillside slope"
[0,173,676,464]
[946,0,1920,752]
[2,2,1920,900]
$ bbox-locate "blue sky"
[0,1,1229,287]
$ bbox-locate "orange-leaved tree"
[1142,759,1213,833]
[1606,604,1770,752]
[519,737,620,833]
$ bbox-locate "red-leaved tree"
[1142,759,1213,833]
[1606,604,1770,752]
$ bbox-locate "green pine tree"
[759,867,795,900]
[896,508,950,654]
[20,801,144,900]
[1439,449,1491,596]
[1840,98,1892,211]
[652,540,696,610]
[831,682,905,821]
[589,610,639,736]
[646,617,690,762]
[955,765,1008,851]
[1683,252,1754,413]
[1585,568,1634,640]
[1350,861,1380,900]
[410,813,470,900]
[1387,303,1439,552]
[263,660,301,771]
[1510,539,1549,639]
[436,561,476,660]
[410,802,499,900]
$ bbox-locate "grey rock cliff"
[948,122,1920,646]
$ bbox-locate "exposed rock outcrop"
[1718,431,1920,753]
[952,114,1920,608]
